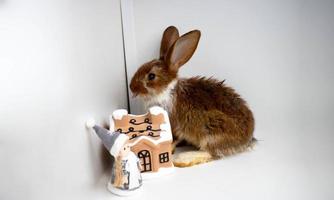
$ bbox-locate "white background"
[1,0,334,200]
[0,0,128,199]
[127,0,334,200]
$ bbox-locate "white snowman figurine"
[86,120,143,196]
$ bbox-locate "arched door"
[138,150,151,172]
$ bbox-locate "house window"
[159,152,169,163]
[138,150,151,172]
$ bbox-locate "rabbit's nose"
[129,82,139,97]
[130,79,148,96]
[129,81,137,92]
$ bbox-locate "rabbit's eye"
[148,73,155,81]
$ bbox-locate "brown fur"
[130,59,177,96]
[171,77,255,158]
[130,26,255,161]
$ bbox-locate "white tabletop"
[90,129,334,200]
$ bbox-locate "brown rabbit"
[130,26,255,167]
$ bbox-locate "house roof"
[128,129,173,146]
[109,106,173,146]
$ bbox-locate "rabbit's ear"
[165,30,201,72]
[160,26,179,60]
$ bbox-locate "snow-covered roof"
[128,129,172,146]
[109,106,173,146]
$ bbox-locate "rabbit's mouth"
[137,92,153,99]
[131,91,151,99]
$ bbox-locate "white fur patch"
[144,80,177,112]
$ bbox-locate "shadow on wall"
[100,121,114,180]
[99,145,114,179]
[87,122,114,186]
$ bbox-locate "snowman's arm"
[136,158,142,171]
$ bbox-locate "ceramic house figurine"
[110,106,174,179]
[87,121,143,196]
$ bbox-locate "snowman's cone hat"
[86,119,129,157]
